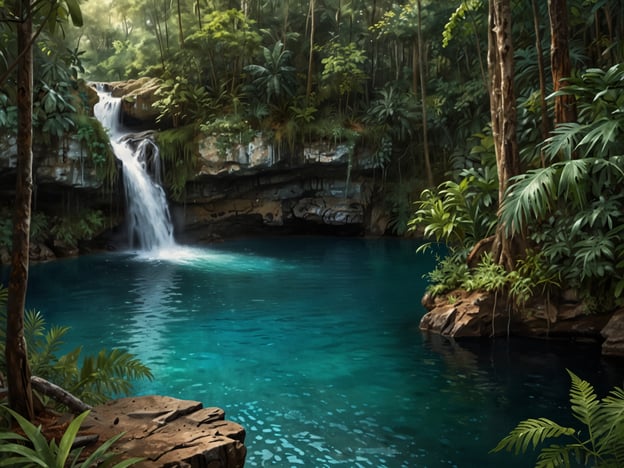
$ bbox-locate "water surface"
[9,237,624,467]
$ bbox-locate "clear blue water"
[4,237,623,467]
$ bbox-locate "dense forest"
[1,0,624,423]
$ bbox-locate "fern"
[492,418,575,455]
[492,370,624,467]
[535,444,581,468]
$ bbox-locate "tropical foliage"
[500,64,624,309]
[492,370,624,468]
[0,406,143,467]
[412,23,624,312]
[0,208,107,251]
[0,287,153,408]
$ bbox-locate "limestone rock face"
[85,395,246,468]
[601,309,624,356]
[0,136,102,190]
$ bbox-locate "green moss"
[73,113,117,187]
[156,125,199,200]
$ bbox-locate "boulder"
[601,309,624,356]
[106,78,162,126]
[84,395,246,468]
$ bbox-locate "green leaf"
[57,411,91,466]
[491,418,575,455]
[567,369,601,431]
[64,0,83,26]
[535,444,581,468]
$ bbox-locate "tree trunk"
[531,0,550,144]
[305,0,316,102]
[488,0,521,271]
[6,0,35,420]
[176,0,185,47]
[31,376,92,414]
[548,0,576,126]
[416,0,434,187]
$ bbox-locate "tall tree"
[416,0,433,187]
[548,0,576,125]
[2,0,82,419]
[488,0,520,270]
[6,0,35,420]
[305,0,316,102]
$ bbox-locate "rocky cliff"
[0,79,393,262]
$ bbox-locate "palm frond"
[577,118,622,157]
[542,123,583,162]
[70,349,153,405]
[557,159,589,208]
[501,166,557,235]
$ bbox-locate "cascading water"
[93,88,176,253]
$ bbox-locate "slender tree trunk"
[548,0,576,125]
[416,0,433,187]
[488,0,521,271]
[195,0,202,29]
[531,0,550,144]
[176,0,185,47]
[305,0,316,102]
[6,0,35,420]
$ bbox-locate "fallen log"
[31,375,92,414]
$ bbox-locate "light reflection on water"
[6,237,623,467]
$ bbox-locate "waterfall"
[93,89,176,253]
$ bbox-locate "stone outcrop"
[601,309,624,356]
[420,289,611,342]
[176,165,375,240]
[0,133,103,191]
[84,395,246,467]
[106,77,163,126]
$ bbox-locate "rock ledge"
[84,395,246,467]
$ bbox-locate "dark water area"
[2,237,623,467]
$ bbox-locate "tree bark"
[416,0,434,187]
[488,0,521,271]
[548,0,576,126]
[176,0,184,47]
[6,0,35,420]
[305,0,316,103]
[531,0,550,144]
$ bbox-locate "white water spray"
[93,89,176,253]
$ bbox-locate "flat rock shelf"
[84,395,246,467]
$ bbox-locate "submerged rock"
[85,395,246,467]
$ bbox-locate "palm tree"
[245,41,297,109]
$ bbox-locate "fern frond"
[491,418,575,455]
[596,386,624,463]
[536,444,581,468]
[567,370,601,442]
